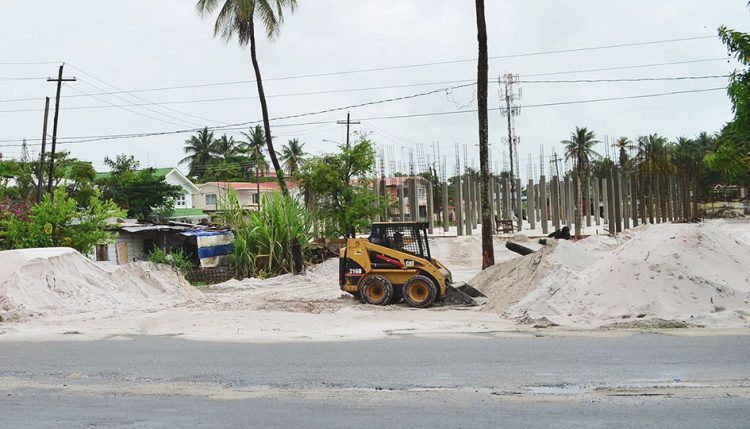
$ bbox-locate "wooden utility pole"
[36,97,51,203]
[337,112,360,150]
[46,64,76,198]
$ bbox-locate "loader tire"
[402,275,438,308]
[359,275,393,306]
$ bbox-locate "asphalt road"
[1,333,749,428]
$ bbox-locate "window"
[252,193,260,204]
[176,194,186,207]
[205,194,217,206]
[418,187,426,198]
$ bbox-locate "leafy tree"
[213,134,239,160]
[0,188,124,254]
[297,134,384,238]
[279,138,306,174]
[180,127,217,178]
[97,155,182,220]
[561,126,600,237]
[196,0,297,195]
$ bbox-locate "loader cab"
[368,222,431,260]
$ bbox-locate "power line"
[0,85,726,148]
[519,74,730,84]
[523,58,728,77]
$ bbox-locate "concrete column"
[454,175,463,236]
[494,179,502,222]
[607,169,616,235]
[472,181,480,230]
[442,182,449,232]
[426,180,434,234]
[623,172,631,230]
[539,175,549,234]
[528,179,536,231]
[631,174,639,227]
[551,176,560,230]
[561,176,569,225]
[585,176,592,227]
[654,174,662,224]
[489,180,496,234]
[380,177,388,221]
[515,178,523,231]
[464,174,472,235]
[613,167,623,233]
[408,178,418,222]
[593,177,600,226]
[602,178,609,227]
[503,177,511,220]
[398,183,405,221]
[373,179,381,222]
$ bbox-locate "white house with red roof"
[193,180,299,211]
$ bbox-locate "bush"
[221,190,313,278]
[0,188,124,254]
[148,247,194,275]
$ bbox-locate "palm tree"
[196,0,296,196]
[213,134,239,160]
[561,126,600,237]
[180,127,217,179]
[475,0,493,269]
[612,136,635,169]
[241,125,269,209]
[279,138,306,174]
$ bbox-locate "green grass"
[148,248,194,275]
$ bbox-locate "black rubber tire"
[389,288,403,304]
[359,275,394,306]
[402,275,438,308]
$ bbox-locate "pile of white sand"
[0,247,204,322]
[472,222,750,328]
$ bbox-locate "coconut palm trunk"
[475,0,494,269]
[248,17,287,196]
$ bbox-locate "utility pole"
[550,152,562,178]
[337,111,360,150]
[46,64,76,198]
[36,97,51,203]
[499,73,521,215]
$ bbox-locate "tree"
[297,134,384,238]
[196,0,297,195]
[279,138,306,174]
[475,0,493,269]
[98,155,182,220]
[612,137,635,169]
[241,125,270,208]
[213,134,239,160]
[180,127,217,179]
[561,126,600,237]
[0,187,124,254]
[635,134,670,223]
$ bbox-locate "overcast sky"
[1,0,748,181]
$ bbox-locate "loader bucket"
[442,282,487,306]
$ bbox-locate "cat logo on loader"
[339,222,485,308]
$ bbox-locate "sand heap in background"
[0,247,204,322]
[472,222,750,328]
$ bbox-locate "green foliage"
[561,126,600,175]
[220,190,312,278]
[0,188,124,254]
[97,155,182,220]
[148,247,194,275]
[279,138,307,174]
[297,134,385,238]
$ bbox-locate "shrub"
[148,247,194,275]
[221,190,313,278]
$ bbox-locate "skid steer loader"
[339,222,485,308]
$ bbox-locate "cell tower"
[499,73,521,209]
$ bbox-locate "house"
[193,180,298,211]
[96,167,201,211]
[380,176,431,220]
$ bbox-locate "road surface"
[1,333,748,428]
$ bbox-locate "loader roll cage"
[368,222,431,260]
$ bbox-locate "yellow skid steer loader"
[339,222,485,308]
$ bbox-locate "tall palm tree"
[180,127,217,179]
[279,138,306,174]
[196,0,296,196]
[561,126,600,237]
[612,136,635,169]
[475,0,493,269]
[241,125,269,209]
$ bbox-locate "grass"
[220,190,313,279]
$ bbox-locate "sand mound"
[0,247,204,322]
[471,222,750,328]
